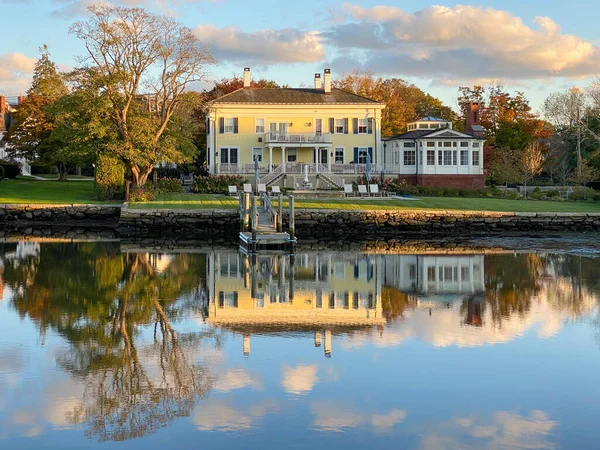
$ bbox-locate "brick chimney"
[18,96,25,105]
[314,73,322,89]
[323,69,331,94]
[466,102,484,138]
[243,67,251,88]
[0,96,5,114]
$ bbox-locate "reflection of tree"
[381,287,414,322]
[3,243,218,442]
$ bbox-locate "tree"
[70,5,215,187]
[333,71,455,137]
[518,141,545,198]
[490,148,519,193]
[545,134,573,187]
[5,46,73,179]
[571,158,598,186]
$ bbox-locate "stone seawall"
[3,204,600,237]
[0,204,121,224]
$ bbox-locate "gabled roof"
[384,128,485,141]
[210,87,383,106]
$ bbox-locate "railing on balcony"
[219,163,270,174]
[265,132,332,145]
[220,162,405,176]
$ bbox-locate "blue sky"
[1,0,599,111]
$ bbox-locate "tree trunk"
[523,180,528,199]
[130,164,154,188]
[58,163,68,181]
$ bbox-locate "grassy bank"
[0,178,101,204]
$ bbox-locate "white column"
[328,146,332,172]
[269,146,273,173]
[375,111,382,170]
[315,146,319,173]
[281,146,286,173]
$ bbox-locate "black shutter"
[233,118,238,134]
[368,147,373,161]
[206,117,210,134]
[233,292,239,308]
[329,117,334,133]
[368,118,373,134]
[219,118,224,134]
[353,147,359,163]
[353,118,358,134]
[344,118,349,134]
[218,292,224,307]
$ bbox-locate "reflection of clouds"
[192,399,279,432]
[310,401,406,434]
[214,368,262,392]
[281,365,318,395]
[420,410,558,450]
[344,290,598,350]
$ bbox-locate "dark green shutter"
[353,147,359,163]
[344,118,349,134]
[353,118,358,134]
[368,118,373,134]
[368,147,373,161]
[233,118,238,134]
[206,117,210,134]
[329,117,334,133]
[219,118,224,134]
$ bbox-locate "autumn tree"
[518,141,545,198]
[70,5,215,187]
[490,148,519,193]
[5,46,75,179]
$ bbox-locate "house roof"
[210,87,383,105]
[416,116,449,122]
[384,128,485,141]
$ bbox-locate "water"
[1,239,600,449]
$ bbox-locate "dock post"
[244,192,251,231]
[239,192,246,231]
[289,195,295,241]
[277,193,283,232]
[251,194,258,253]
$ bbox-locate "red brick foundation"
[397,174,485,189]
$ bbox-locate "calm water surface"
[1,240,600,449]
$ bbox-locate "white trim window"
[404,142,416,148]
[427,150,435,165]
[473,142,481,148]
[357,148,368,164]
[443,150,452,165]
[472,150,480,166]
[224,118,235,134]
[287,149,297,162]
[255,118,265,134]
[404,149,416,166]
[335,119,346,134]
[460,141,469,148]
[460,150,469,165]
[357,118,368,134]
[252,147,263,162]
[334,147,344,164]
[220,147,238,164]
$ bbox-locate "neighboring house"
[206,68,385,188]
[0,95,31,176]
[382,103,486,188]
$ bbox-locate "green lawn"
[34,174,94,180]
[130,193,238,209]
[0,178,103,204]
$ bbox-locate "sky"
[1,0,599,112]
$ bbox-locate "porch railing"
[265,132,332,144]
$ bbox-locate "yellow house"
[206,68,385,188]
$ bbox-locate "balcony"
[265,132,332,145]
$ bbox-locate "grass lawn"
[34,174,94,180]
[0,177,103,204]
[131,192,600,213]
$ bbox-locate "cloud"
[213,368,262,392]
[194,25,325,65]
[192,399,279,432]
[310,401,406,434]
[324,4,600,83]
[420,410,558,450]
[0,52,36,95]
[49,0,211,18]
[281,364,318,395]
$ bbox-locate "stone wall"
[0,204,121,224]
[397,174,485,189]
[291,209,600,237]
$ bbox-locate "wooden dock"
[239,192,296,253]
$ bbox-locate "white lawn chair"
[271,185,281,196]
[243,183,252,194]
[358,185,369,197]
[344,184,355,197]
[228,185,238,196]
[369,184,382,197]
[258,183,267,195]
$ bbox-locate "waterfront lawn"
[0,178,101,204]
[130,193,238,209]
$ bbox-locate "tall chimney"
[323,69,331,94]
[243,67,251,88]
[0,96,5,114]
[17,96,25,105]
[466,102,481,134]
[314,73,322,89]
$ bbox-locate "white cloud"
[192,399,279,432]
[281,364,318,395]
[49,0,214,18]
[324,4,600,83]
[213,368,262,392]
[194,25,325,65]
[310,401,406,434]
[0,52,36,95]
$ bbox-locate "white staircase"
[318,172,344,189]
[260,165,284,186]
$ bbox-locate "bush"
[529,187,543,200]
[31,164,57,175]
[569,187,600,201]
[0,160,21,179]
[156,177,184,194]
[190,174,246,194]
[94,154,125,201]
[545,189,560,199]
[129,184,157,202]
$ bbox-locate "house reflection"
[206,251,385,357]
